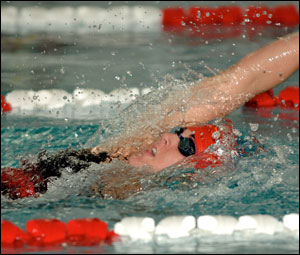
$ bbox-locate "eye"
[175,128,184,135]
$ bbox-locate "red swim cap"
[186,119,236,169]
[187,125,219,154]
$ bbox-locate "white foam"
[141,88,152,95]
[114,217,155,241]
[155,215,196,238]
[197,215,238,235]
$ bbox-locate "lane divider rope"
[1,5,298,35]
[2,86,298,114]
[1,213,299,248]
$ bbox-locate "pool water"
[1,110,299,254]
[1,2,299,254]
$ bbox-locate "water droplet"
[231,150,239,158]
[139,61,145,69]
[197,10,201,18]
[233,129,242,137]
[249,123,259,132]
[216,148,224,156]
[212,131,221,139]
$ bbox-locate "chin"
[128,155,166,173]
[128,155,147,168]
[128,156,139,166]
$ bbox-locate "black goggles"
[174,128,196,157]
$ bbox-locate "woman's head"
[128,124,221,172]
[128,128,195,171]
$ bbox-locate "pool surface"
[1,1,299,254]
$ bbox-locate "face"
[128,129,193,172]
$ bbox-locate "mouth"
[141,146,157,158]
[152,147,157,156]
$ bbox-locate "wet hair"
[1,148,110,200]
[23,148,111,179]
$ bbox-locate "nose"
[159,133,179,148]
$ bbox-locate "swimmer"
[92,31,299,171]
[1,32,299,200]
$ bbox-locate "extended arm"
[169,31,299,126]
[92,32,299,157]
